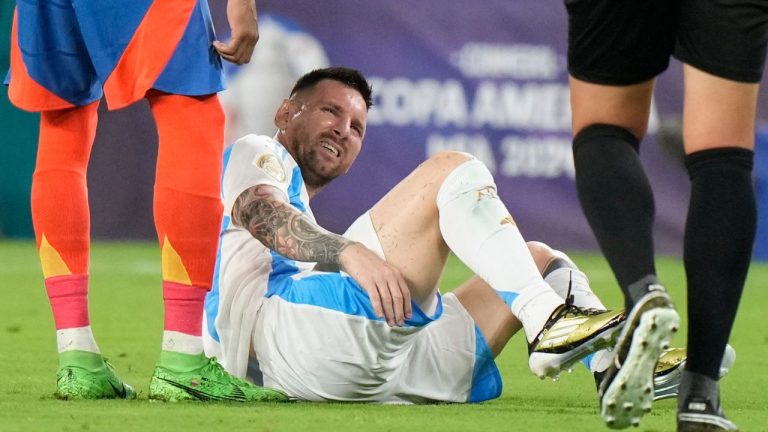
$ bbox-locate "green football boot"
[148,353,288,402]
[55,351,136,400]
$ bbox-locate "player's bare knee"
[423,151,474,174]
[527,241,553,258]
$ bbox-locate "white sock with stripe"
[161,330,204,355]
[57,326,100,354]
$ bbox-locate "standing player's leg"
[570,78,680,430]
[674,1,767,428]
[368,151,624,379]
[570,79,668,310]
[145,91,285,402]
[147,91,222,375]
[565,0,683,426]
[32,103,135,400]
[676,65,759,432]
[33,105,96,364]
[8,2,134,399]
[566,0,671,312]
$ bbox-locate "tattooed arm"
[232,184,351,268]
[231,184,413,326]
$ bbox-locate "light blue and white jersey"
[203,134,315,378]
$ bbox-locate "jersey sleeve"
[222,134,293,217]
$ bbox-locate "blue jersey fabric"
[12,0,223,107]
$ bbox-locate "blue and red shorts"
[6,0,224,112]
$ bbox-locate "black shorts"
[565,0,768,85]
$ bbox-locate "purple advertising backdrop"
[81,0,768,258]
[217,0,688,254]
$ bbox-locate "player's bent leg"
[452,276,520,357]
[454,244,624,379]
[370,150,548,318]
[369,150,473,306]
[434,159,622,378]
[370,153,621,379]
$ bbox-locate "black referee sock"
[573,124,657,310]
[684,147,756,380]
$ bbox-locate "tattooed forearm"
[233,185,353,265]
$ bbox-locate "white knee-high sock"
[544,266,606,310]
[544,263,612,371]
[436,158,563,342]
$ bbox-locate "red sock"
[162,282,206,336]
[46,275,89,329]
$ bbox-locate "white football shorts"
[251,211,502,403]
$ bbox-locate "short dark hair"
[290,67,373,109]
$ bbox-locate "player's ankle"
[157,350,208,372]
[58,350,104,372]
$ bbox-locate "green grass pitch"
[1,241,766,431]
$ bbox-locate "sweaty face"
[280,80,367,190]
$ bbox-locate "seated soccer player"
[201,67,725,403]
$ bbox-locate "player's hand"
[214,0,259,65]
[339,242,413,327]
